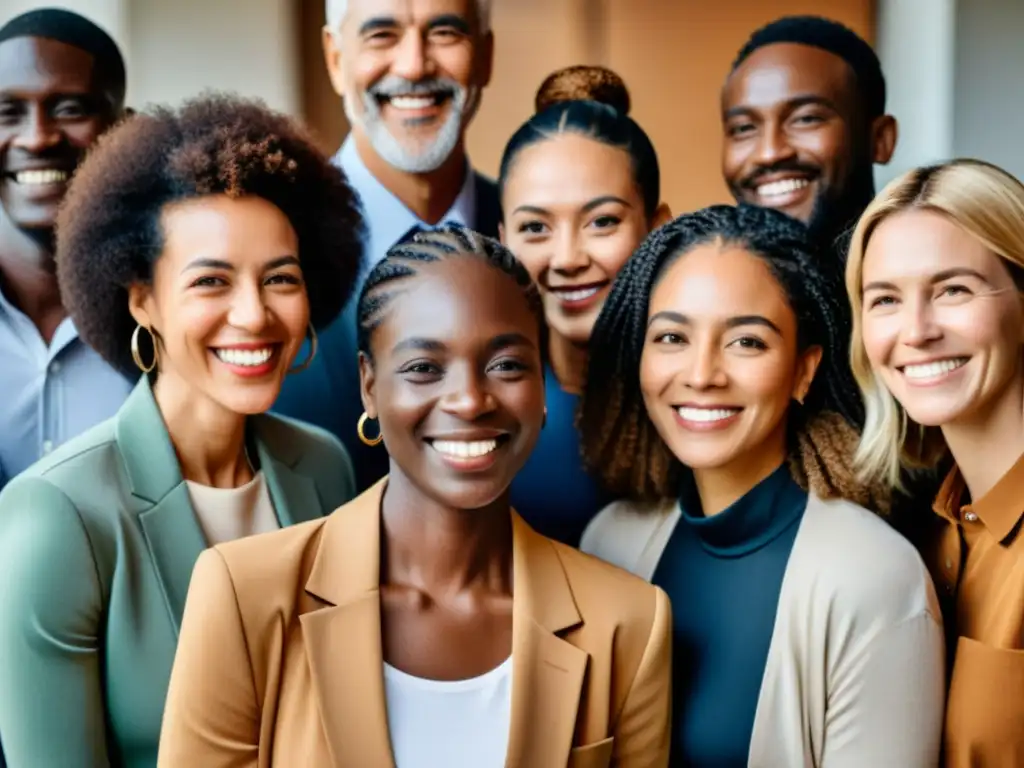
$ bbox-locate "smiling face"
[324,0,492,173]
[501,132,653,346]
[640,243,820,477]
[860,208,1024,429]
[360,255,545,510]
[721,42,876,232]
[128,194,310,416]
[0,36,119,232]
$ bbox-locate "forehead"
[504,134,639,210]
[159,195,297,260]
[863,209,1008,283]
[723,42,856,114]
[342,0,478,28]
[0,36,97,94]
[378,256,538,346]
[652,244,793,321]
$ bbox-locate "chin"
[430,480,512,512]
[216,389,281,417]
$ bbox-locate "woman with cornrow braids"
[579,204,945,766]
[160,224,672,766]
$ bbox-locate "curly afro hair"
[55,91,364,378]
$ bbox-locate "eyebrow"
[648,310,782,334]
[862,267,991,293]
[391,332,535,355]
[359,13,470,36]
[512,195,632,217]
[724,94,839,121]
[180,255,299,274]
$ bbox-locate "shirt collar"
[334,135,477,252]
[0,283,80,355]
[933,454,1024,543]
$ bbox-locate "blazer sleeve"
[0,477,111,767]
[613,586,673,768]
[158,548,260,768]
[821,609,945,767]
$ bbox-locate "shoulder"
[472,171,501,237]
[206,516,329,602]
[580,497,677,575]
[792,495,939,624]
[254,413,355,495]
[552,537,670,636]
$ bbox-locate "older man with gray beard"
[275,0,498,490]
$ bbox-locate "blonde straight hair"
[846,158,1024,489]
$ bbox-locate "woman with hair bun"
[499,65,671,546]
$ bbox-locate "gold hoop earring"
[131,324,157,373]
[288,324,318,374]
[357,412,383,447]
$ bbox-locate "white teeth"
[676,407,740,423]
[554,287,600,302]
[15,169,68,185]
[757,178,810,198]
[389,96,436,110]
[903,358,968,380]
[432,439,499,459]
[215,347,273,367]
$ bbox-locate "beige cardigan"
[581,492,946,768]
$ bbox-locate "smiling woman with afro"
[0,91,364,766]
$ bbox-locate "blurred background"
[2,0,1021,214]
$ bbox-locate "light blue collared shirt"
[0,289,134,487]
[334,135,477,271]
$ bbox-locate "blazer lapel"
[252,417,323,527]
[506,513,588,768]
[116,378,207,634]
[300,480,395,768]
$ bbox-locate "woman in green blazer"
[0,94,364,767]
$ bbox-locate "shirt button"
[42,440,53,454]
[964,511,978,522]
[49,360,61,374]
[945,557,953,569]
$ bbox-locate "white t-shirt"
[185,470,278,545]
[384,657,512,768]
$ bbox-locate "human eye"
[190,275,226,289]
[651,331,686,345]
[517,220,548,236]
[398,359,442,382]
[590,214,622,230]
[727,335,767,352]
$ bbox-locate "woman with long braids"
[159,225,671,767]
[580,205,944,766]
[499,66,671,546]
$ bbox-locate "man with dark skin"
[721,16,898,258]
[0,9,132,491]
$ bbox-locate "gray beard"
[345,80,477,174]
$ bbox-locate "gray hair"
[325,0,492,34]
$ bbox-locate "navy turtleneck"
[652,463,808,767]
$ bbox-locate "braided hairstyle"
[356,224,543,358]
[580,204,888,512]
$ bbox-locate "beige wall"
[463,0,874,215]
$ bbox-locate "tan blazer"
[158,481,672,768]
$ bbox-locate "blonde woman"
[847,158,1024,767]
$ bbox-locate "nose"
[901,296,943,347]
[684,340,727,391]
[390,30,430,82]
[439,365,497,421]
[227,283,270,334]
[13,106,62,153]
[549,229,590,276]
[753,121,797,167]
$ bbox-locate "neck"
[380,467,514,596]
[0,219,65,342]
[692,433,788,516]
[547,329,588,395]
[941,374,1024,502]
[152,369,253,488]
[352,130,468,224]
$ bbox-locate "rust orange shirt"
[927,454,1024,767]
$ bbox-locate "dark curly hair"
[580,204,888,512]
[55,92,364,377]
[356,224,543,358]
